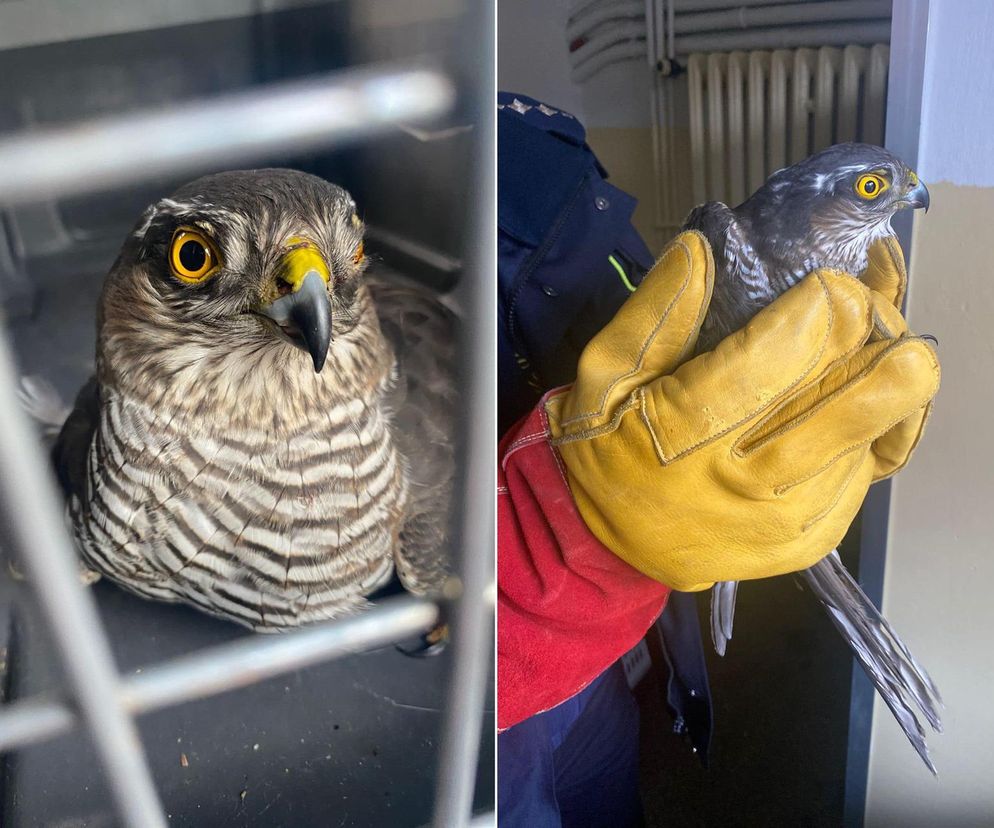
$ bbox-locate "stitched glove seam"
[743,336,939,458]
[881,235,908,309]
[800,452,865,531]
[549,392,641,445]
[774,391,933,494]
[643,272,840,463]
[871,400,934,482]
[557,232,708,428]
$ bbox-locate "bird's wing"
[51,376,101,502]
[367,265,459,596]
[683,201,772,354]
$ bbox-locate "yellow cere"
[281,237,331,289]
[909,170,919,186]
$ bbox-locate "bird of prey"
[50,169,457,633]
[683,143,941,771]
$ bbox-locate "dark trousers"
[498,661,643,827]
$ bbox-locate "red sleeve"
[497,391,670,731]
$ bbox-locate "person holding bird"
[499,120,941,824]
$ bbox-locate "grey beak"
[906,179,930,213]
[258,270,332,372]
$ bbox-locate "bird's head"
[98,169,380,410]
[741,143,930,273]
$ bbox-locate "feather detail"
[369,266,459,596]
[802,551,942,774]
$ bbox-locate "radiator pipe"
[674,20,891,54]
[571,21,891,76]
[569,21,645,70]
[569,1,891,77]
[567,0,643,43]
[673,0,826,9]
[571,40,647,82]
[675,0,892,35]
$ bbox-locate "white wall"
[497,0,586,119]
[497,0,653,127]
[865,1,994,824]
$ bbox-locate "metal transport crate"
[0,2,495,825]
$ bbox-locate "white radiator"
[687,45,890,207]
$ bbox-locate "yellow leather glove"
[545,231,939,591]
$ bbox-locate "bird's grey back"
[683,203,776,353]
[368,267,459,594]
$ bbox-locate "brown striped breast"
[72,387,408,631]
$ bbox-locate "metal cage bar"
[430,0,496,822]
[0,330,167,827]
[0,57,493,827]
[0,595,439,752]
[0,65,455,203]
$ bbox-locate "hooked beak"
[256,239,332,373]
[904,173,930,213]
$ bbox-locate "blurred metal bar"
[124,595,438,712]
[0,697,75,751]
[0,65,455,204]
[468,812,497,827]
[0,595,438,753]
[431,0,495,824]
[0,330,166,827]
[365,225,463,275]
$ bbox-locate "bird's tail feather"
[801,550,943,775]
[710,580,739,657]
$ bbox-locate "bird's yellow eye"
[855,173,889,200]
[169,227,221,283]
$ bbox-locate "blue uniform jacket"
[498,91,712,760]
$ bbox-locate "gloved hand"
[545,231,939,591]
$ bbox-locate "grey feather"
[51,376,100,501]
[683,143,941,771]
[369,267,459,596]
[709,579,738,657]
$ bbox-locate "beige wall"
[864,182,994,825]
[865,1,994,822]
[586,127,662,251]
[586,125,695,255]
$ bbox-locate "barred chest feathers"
[73,299,409,631]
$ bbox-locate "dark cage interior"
[0,2,494,826]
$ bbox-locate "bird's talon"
[397,622,449,658]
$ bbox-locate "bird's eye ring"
[855,173,889,200]
[169,227,222,283]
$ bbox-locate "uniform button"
[595,196,610,211]
[541,285,558,297]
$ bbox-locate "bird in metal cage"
[683,142,941,771]
[45,169,458,641]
